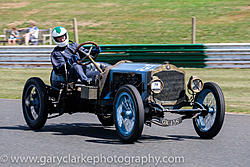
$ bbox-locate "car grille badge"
[166,65,170,70]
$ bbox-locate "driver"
[50,26,101,86]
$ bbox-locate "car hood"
[110,62,162,73]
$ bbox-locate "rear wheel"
[113,85,144,143]
[22,77,48,130]
[193,82,225,139]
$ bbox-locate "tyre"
[22,77,48,130]
[193,82,225,139]
[97,114,114,126]
[113,85,144,143]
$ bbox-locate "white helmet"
[51,26,69,47]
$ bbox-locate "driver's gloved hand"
[79,47,88,53]
[91,47,101,55]
[67,54,78,66]
[98,46,102,53]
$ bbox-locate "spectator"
[8,27,20,45]
[20,22,39,45]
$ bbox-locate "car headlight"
[150,78,164,94]
[188,76,203,93]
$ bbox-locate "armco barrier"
[0,43,249,68]
[0,46,53,68]
[204,43,250,68]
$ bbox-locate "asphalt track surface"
[0,99,249,167]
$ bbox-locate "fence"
[0,43,249,68]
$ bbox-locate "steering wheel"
[73,41,103,73]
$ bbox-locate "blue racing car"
[22,41,225,143]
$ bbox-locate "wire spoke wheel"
[22,77,48,130]
[193,82,225,139]
[116,93,136,136]
[25,85,40,120]
[196,92,217,132]
[114,85,144,143]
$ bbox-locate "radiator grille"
[153,70,185,101]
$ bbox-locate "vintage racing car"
[22,41,225,143]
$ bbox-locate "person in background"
[8,27,19,45]
[20,22,39,45]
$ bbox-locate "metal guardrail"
[204,43,250,68]
[0,43,249,68]
[0,46,53,68]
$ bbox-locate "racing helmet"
[51,26,69,47]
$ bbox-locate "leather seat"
[50,70,66,88]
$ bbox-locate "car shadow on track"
[0,123,203,144]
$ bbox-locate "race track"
[0,99,249,167]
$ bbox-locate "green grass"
[0,68,249,114]
[0,0,249,44]
[0,68,51,99]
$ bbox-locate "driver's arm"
[78,47,88,59]
[72,43,87,59]
[51,52,67,74]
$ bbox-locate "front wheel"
[113,85,144,143]
[22,77,48,130]
[193,82,225,139]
